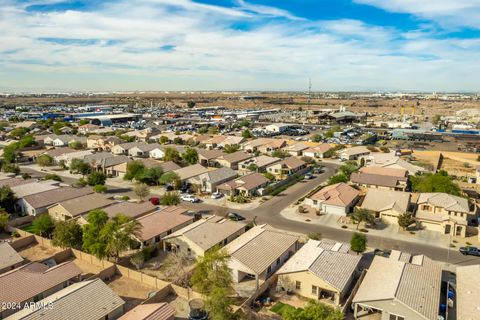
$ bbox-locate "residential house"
[173,164,209,183]
[189,167,237,193]
[6,279,125,320]
[238,155,280,173]
[0,243,23,274]
[119,302,175,320]
[124,128,160,142]
[21,186,93,216]
[216,151,253,170]
[162,215,246,258]
[266,157,307,180]
[456,265,480,320]
[363,155,426,176]
[127,143,162,158]
[360,189,412,224]
[304,183,359,215]
[216,172,270,197]
[77,123,100,134]
[196,148,226,167]
[42,147,78,162]
[112,142,142,155]
[52,135,86,147]
[13,181,61,213]
[0,261,82,318]
[204,135,227,149]
[242,138,286,154]
[350,167,409,191]
[102,201,157,219]
[339,146,370,161]
[55,149,94,167]
[86,135,122,151]
[283,142,309,157]
[352,251,441,320]
[48,193,114,221]
[276,239,361,307]
[415,193,473,237]
[84,153,130,176]
[136,206,195,247]
[303,144,332,159]
[217,136,246,149]
[225,224,298,288]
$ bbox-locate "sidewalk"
[280,204,480,251]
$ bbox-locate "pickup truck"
[459,246,480,256]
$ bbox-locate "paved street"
[20,163,479,266]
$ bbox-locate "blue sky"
[1,0,480,92]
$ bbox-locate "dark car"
[228,212,246,221]
[459,246,480,256]
[149,197,160,205]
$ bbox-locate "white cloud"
[0,0,479,91]
[354,0,480,29]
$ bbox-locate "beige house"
[216,151,253,170]
[48,193,114,221]
[162,216,246,257]
[359,188,411,224]
[238,155,280,173]
[225,224,298,289]
[5,279,125,320]
[352,251,441,320]
[283,142,309,157]
[304,183,359,216]
[302,144,332,159]
[339,146,370,161]
[216,172,270,197]
[266,157,307,180]
[415,193,473,237]
[119,302,175,320]
[350,167,408,191]
[277,240,361,307]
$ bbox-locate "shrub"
[44,173,62,181]
[93,185,107,193]
[121,196,130,201]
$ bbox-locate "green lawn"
[270,302,296,315]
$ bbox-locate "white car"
[181,194,200,203]
[211,191,223,199]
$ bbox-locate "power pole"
[307,78,312,111]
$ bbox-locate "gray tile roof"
[7,279,125,320]
[350,172,407,188]
[277,240,360,293]
[0,243,23,271]
[102,201,157,219]
[353,252,441,320]
[456,265,480,320]
[203,167,237,184]
[54,193,114,217]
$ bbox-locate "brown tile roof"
[0,178,32,188]
[54,193,114,217]
[0,261,81,310]
[0,243,23,271]
[119,302,175,320]
[309,183,359,207]
[136,206,193,241]
[221,151,253,164]
[103,201,157,219]
[43,147,77,158]
[217,172,269,192]
[277,157,306,169]
[350,172,407,188]
[359,166,408,177]
[23,187,94,210]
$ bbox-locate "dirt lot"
[412,150,480,177]
[106,275,157,311]
[17,243,61,262]
[68,258,106,278]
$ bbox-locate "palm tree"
[102,214,142,262]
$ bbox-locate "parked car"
[459,246,480,256]
[228,212,246,221]
[304,173,314,180]
[149,197,160,205]
[181,194,200,203]
[211,191,223,199]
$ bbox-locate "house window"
[155,236,160,243]
[295,281,301,290]
[267,266,272,274]
[276,258,280,266]
[187,248,192,256]
[389,314,405,320]
[312,285,318,295]
[313,200,318,205]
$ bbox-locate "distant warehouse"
[73,113,142,126]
